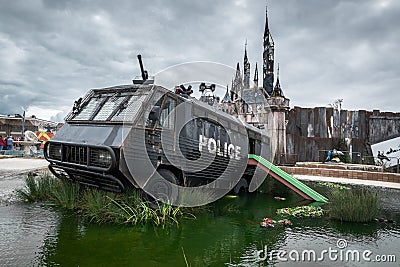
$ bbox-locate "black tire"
[158,169,179,185]
[144,168,179,206]
[233,178,248,195]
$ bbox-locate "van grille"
[65,145,88,165]
[46,142,113,170]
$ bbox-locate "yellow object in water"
[225,195,238,199]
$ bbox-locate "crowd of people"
[0,135,17,151]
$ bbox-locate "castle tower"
[230,78,234,101]
[263,5,275,96]
[232,62,244,100]
[271,64,284,97]
[227,2,291,164]
[220,84,236,115]
[243,41,251,89]
[267,64,290,164]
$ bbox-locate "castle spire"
[264,5,269,37]
[230,78,235,101]
[253,62,258,89]
[221,84,232,103]
[235,62,241,82]
[272,63,284,97]
[263,2,275,96]
[277,63,280,82]
[244,39,251,89]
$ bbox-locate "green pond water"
[0,176,399,266]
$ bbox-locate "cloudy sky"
[0,0,399,121]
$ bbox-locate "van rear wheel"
[233,178,248,195]
[144,168,179,206]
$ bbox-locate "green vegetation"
[276,205,324,218]
[17,172,56,202]
[16,172,184,227]
[328,189,378,223]
[51,180,81,210]
[317,181,351,191]
[273,182,380,223]
[18,173,381,226]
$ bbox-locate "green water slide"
[248,154,328,203]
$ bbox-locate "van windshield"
[67,87,150,122]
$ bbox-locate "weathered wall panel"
[286,108,400,163]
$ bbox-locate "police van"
[44,57,270,204]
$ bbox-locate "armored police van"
[44,57,270,204]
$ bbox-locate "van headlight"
[90,149,112,168]
[48,143,62,160]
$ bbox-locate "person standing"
[324,150,332,162]
[0,135,6,150]
[6,136,14,150]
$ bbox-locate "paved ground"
[294,174,400,190]
[0,158,399,190]
[0,158,48,178]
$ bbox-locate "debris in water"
[260,217,292,228]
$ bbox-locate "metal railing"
[361,155,400,173]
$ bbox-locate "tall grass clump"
[16,172,57,202]
[81,188,111,223]
[17,172,193,226]
[328,189,378,222]
[50,179,81,210]
[106,196,183,227]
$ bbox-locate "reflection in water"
[0,203,58,267]
[0,176,399,266]
[36,194,296,266]
[0,174,59,267]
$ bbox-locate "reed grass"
[17,172,185,226]
[50,179,81,210]
[16,172,56,202]
[182,247,190,267]
[105,197,183,226]
[81,188,111,223]
[328,189,378,222]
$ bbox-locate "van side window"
[145,93,164,128]
[142,91,163,128]
[158,96,176,129]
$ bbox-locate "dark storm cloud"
[270,0,400,111]
[0,0,399,120]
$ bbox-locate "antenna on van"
[133,54,154,85]
[137,54,148,81]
